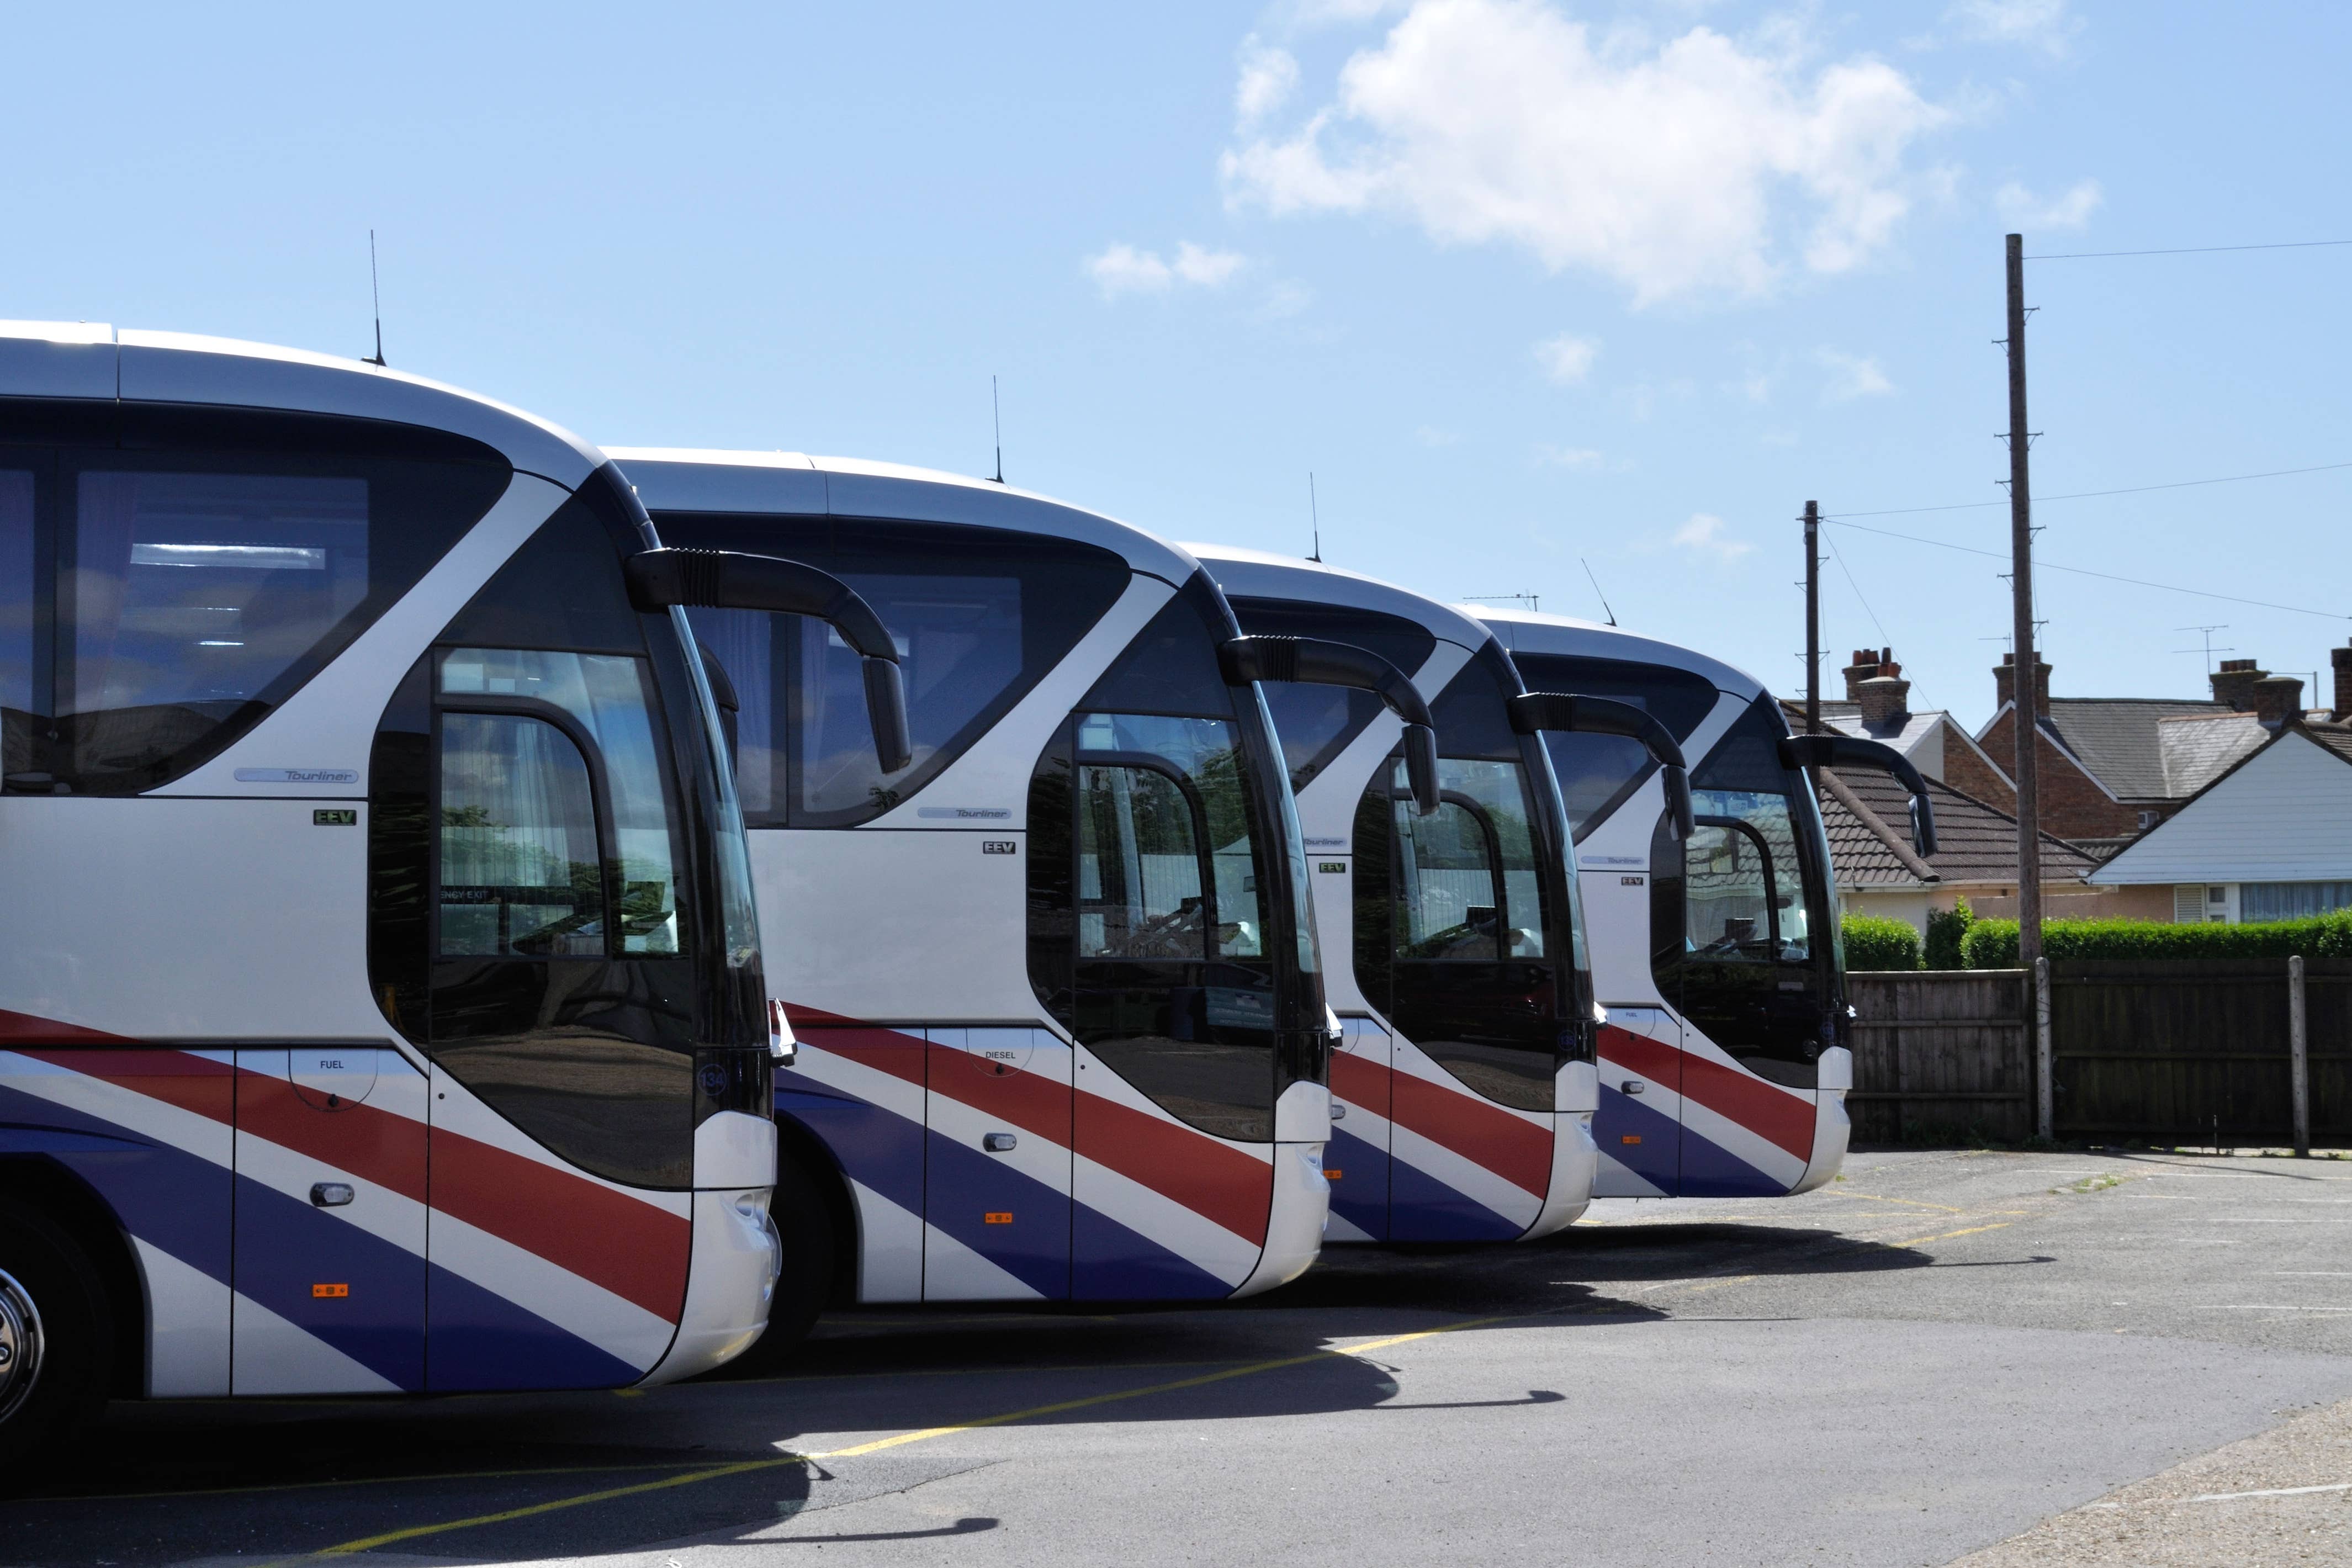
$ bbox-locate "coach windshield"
[1029,574,1326,1143]
[1352,643,1590,1111]
[1650,693,1840,1088]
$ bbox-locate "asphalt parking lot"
[11,1147,2350,1568]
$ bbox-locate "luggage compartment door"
[923,1027,1073,1300]
[1593,1006,1682,1198]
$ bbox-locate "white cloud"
[1221,0,1948,305]
[1085,241,1251,299]
[1948,0,2081,57]
[1995,177,2101,230]
[1534,443,1606,470]
[1236,38,1301,128]
[1533,332,1598,384]
[1816,347,1893,401]
[1672,512,1755,562]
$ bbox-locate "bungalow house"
[2085,723,2352,923]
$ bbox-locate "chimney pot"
[2253,673,2305,731]
[2332,642,2351,722]
[1841,648,1883,701]
[2212,658,2269,712]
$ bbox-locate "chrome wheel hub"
[0,1267,43,1427]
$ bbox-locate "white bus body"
[0,325,784,1464]
[1191,548,1601,1243]
[606,452,1336,1326]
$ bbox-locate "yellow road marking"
[17,1458,732,1506]
[1826,1191,1969,1214]
[282,1310,1558,1561]
[1895,1221,2016,1247]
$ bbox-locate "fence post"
[2035,957,2054,1142]
[2290,954,2309,1157]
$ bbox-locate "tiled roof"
[1820,767,2099,889]
[2037,698,2228,801]
[2155,711,2269,797]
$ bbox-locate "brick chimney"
[2333,642,2352,722]
[1842,647,1891,701]
[1856,666,1911,732]
[2211,657,2266,712]
[2253,674,2305,731]
[1993,652,2051,712]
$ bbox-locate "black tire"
[730,1154,835,1373]
[0,1200,115,1480]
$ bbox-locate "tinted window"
[0,427,506,795]
[1511,651,1721,840]
[1393,759,1548,960]
[440,649,684,955]
[661,513,1129,826]
[1229,597,1437,790]
[0,470,32,775]
[1650,695,1832,1088]
[1030,576,1323,1142]
[439,712,603,956]
[369,500,717,1190]
[1353,759,1560,1112]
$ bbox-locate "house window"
[2241,881,2352,922]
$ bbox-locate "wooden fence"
[1846,970,2032,1143]
[1844,960,2352,1146]
[2051,959,2351,1144]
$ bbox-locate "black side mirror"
[1220,635,1440,815]
[1779,733,1938,856]
[1509,691,1694,840]
[629,548,913,773]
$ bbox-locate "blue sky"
[8,1,2347,728]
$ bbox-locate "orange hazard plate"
[312,1283,349,1299]
[984,1212,1013,1225]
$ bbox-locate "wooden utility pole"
[2005,234,2044,978]
[1804,500,1821,737]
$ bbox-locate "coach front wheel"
[0,1202,113,1479]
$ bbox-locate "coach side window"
[0,470,31,776]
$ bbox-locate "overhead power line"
[1823,459,2352,520]
[2028,238,2352,260]
[1823,516,2346,621]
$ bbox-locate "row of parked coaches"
[0,325,1933,1463]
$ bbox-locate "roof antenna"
[1308,472,1321,561]
[1581,558,1618,627]
[990,375,1004,484]
[363,230,386,367]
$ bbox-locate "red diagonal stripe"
[428,1125,691,1322]
[16,1045,235,1124]
[800,1024,926,1087]
[1387,1069,1551,1197]
[232,1071,429,1205]
[1330,1051,1392,1118]
[1598,1025,1814,1162]
[925,1042,1071,1143]
[1074,1091,1269,1246]
[0,1009,140,1046]
[1679,1052,1815,1160]
[1597,1026,1679,1087]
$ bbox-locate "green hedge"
[1958,911,2352,967]
[1925,899,1975,970]
[1843,913,1922,971]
